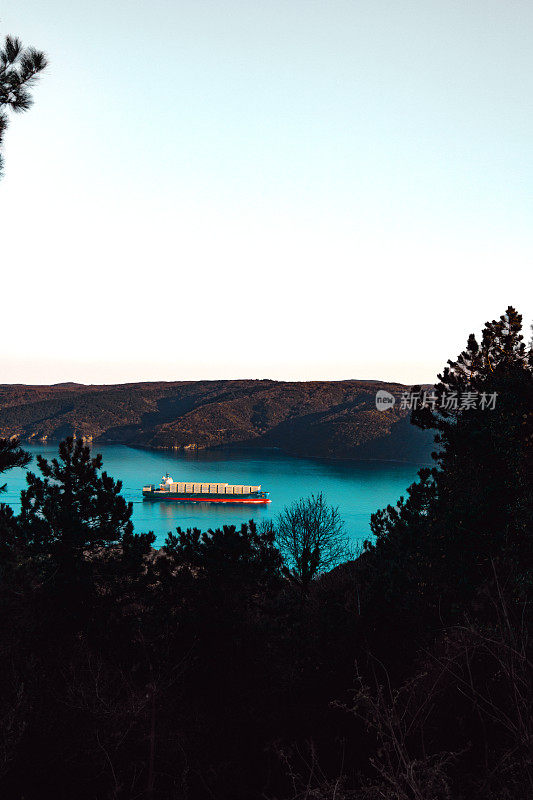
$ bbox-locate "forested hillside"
[0,379,434,461]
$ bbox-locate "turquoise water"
[2,444,429,548]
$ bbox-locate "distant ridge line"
[0,379,435,463]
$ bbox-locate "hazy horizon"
[1,1,531,385]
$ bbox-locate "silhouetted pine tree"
[367,306,533,635]
[0,437,31,479]
[0,437,31,563]
[0,34,47,175]
[164,519,283,587]
[15,437,154,608]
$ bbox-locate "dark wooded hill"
[0,380,434,461]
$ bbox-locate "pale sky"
[1,1,531,385]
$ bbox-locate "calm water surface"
[3,444,429,547]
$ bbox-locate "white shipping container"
[146,480,265,496]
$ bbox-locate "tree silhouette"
[18,437,153,579]
[0,437,31,561]
[368,306,533,625]
[0,34,47,176]
[272,492,350,593]
[0,437,30,491]
[163,519,283,601]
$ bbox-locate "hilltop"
[0,379,434,462]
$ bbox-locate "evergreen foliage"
[164,519,283,587]
[367,306,532,632]
[17,437,153,565]
[0,34,47,175]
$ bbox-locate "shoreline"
[16,438,434,468]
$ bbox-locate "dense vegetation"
[0,307,530,799]
[0,379,434,462]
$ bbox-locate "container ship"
[142,474,271,504]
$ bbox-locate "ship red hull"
[143,494,271,504]
[182,497,271,504]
